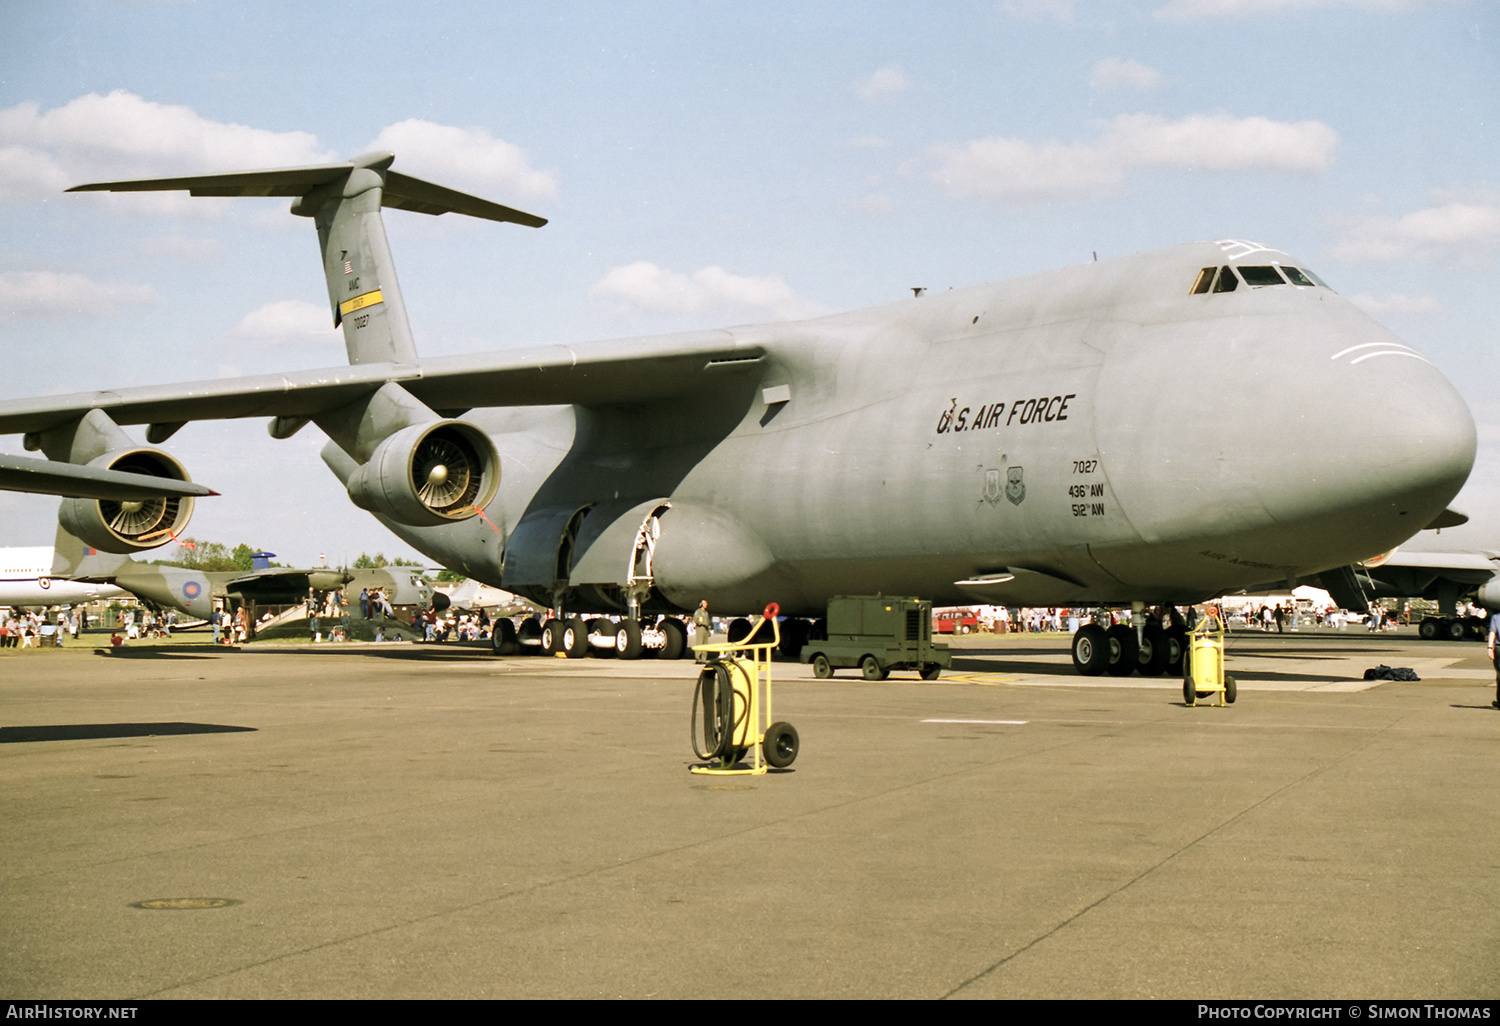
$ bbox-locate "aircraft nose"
[1095,314,1474,575]
[1251,338,1475,558]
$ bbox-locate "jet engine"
[1475,575,1500,612]
[345,420,500,527]
[57,448,197,553]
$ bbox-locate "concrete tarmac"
[2,629,1497,999]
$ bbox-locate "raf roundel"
[182,580,202,599]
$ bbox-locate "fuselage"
[358,241,1476,617]
[0,546,125,607]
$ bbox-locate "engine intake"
[57,449,196,553]
[346,420,499,527]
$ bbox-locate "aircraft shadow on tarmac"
[91,647,225,660]
[0,722,257,744]
[950,656,1355,684]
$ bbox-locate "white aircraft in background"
[0,545,124,607]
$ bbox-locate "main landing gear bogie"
[1072,621,1190,678]
[508,614,694,661]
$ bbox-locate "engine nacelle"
[57,449,196,553]
[346,420,500,527]
[1475,574,1500,612]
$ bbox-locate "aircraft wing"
[0,453,217,500]
[0,333,764,435]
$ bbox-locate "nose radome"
[1255,346,1475,541]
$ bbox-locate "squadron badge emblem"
[984,469,1002,506]
[1006,466,1026,506]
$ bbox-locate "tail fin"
[51,520,133,580]
[68,153,546,367]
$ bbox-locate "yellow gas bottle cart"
[690,602,799,775]
[1183,608,1237,707]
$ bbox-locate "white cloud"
[1328,198,1500,262]
[928,111,1337,203]
[0,93,555,218]
[929,137,1122,202]
[368,120,557,201]
[0,91,334,203]
[590,262,829,321]
[1349,292,1446,316]
[1090,58,1162,92]
[857,64,910,103]
[227,299,340,343]
[0,270,156,321]
[1104,113,1336,174]
[1155,0,1444,19]
[999,0,1077,24]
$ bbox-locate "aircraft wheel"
[587,618,616,658]
[562,616,589,658]
[1418,617,1441,640]
[660,617,687,659]
[491,618,518,656]
[1183,677,1196,706]
[812,654,833,679]
[1139,623,1168,677]
[763,721,799,768]
[727,617,752,644]
[615,620,643,660]
[778,619,809,661]
[1446,619,1467,641]
[1225,675,1237,704]
[1164,625,1187,676]
[1072,624,1110,675]
[540,618,564,656]
[861,655,887,681]
[1105,624,1138,677]
[920,663,942,681]
[517,617,543,654]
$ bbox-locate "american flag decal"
[344,261,353,275]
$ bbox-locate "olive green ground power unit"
[802,596,951,681]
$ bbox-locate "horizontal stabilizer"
[0,453,216,501]
[68,155,547,227]
[1424,507,1468,530]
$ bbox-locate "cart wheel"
[861,655,885,681]
[1224,675,1237,704]
[763,721,799,768]
[812,654,833,679]
[920,662,942,681]
[1183,677,1196,706]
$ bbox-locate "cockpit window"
[1238,265,1287,287]
[1191,262,1333,294]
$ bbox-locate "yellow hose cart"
[1183,608,1236,706]
[691,602,799,774]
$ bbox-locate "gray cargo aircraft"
[1319,545,1500,641]
[0,152,1476,673]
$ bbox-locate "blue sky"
[1,0,1496,566]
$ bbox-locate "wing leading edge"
[0,332,765,436]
